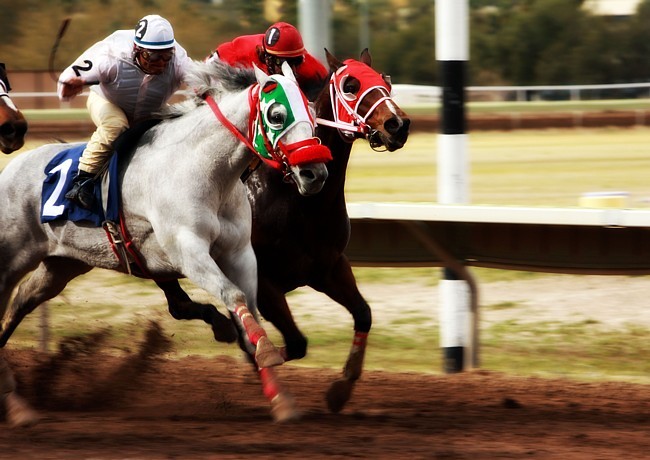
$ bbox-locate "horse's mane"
[160,59,257,118]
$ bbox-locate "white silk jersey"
[57,30,192,124]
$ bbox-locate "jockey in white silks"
[57,14,192,209]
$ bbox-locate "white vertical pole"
[359,0,370,51]
[298,0,332,65]
[436,0,471,373]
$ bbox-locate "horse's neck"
[316,94,354,192]
[212,90,254,169]
[127,90,254,190]
[189,90,254,175]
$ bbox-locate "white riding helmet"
[134,15,175,49]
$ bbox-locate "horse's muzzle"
[0,120,27,154]
[371,116,410,152]
[291,162,329,196]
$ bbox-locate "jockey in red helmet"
[207,22,327,100]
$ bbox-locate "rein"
[204,84,328,182]
[204,89,294,180]
[205,92,256,152]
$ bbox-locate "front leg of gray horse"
[155,279,238,343]
[168,237,283,369]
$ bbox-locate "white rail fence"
[10,82,650,109]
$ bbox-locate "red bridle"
[204,82,330,181]
[315,59,392,143]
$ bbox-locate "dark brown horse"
[158,49,410,413]
[0,63,27,154]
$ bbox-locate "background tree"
[3,0,650,89]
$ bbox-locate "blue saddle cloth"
[41,144,120,226]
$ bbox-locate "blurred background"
[2,0,650,90]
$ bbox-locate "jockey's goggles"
[270,55,304,68]
[140,48,175,62]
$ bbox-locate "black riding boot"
[65,170,95,209]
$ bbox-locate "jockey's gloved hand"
[60,77,85,100]
[65,170,95,209]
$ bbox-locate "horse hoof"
[211,315,238,343]
[326,378,354,413]
[255,336,284,368]
[271,393,301,423]
[6,393,39,428]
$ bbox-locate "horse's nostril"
[384,117,403,135]
[300,169,315,180]
[0,122,14,137]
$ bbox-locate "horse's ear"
[280,61,297,83]
[360,48,372,66]
[325,48,343,72]
[253,63,269,85]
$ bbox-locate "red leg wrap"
[259,367,281,401]
[351,331,368,353]
[235,305,267,346]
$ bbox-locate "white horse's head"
[171,59,330,196]
[251,62,331,195]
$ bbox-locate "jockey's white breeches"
[79,91,129,174]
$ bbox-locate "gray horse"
[0,60,331,426]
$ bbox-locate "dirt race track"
[2,327,650,460]
[4,117,650,458]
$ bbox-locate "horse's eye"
[342,77,360,98]
[266,103,287,129]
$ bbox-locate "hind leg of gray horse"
[0,257,92,347]
[155,279,238,343]
[0,352,39,427]
[0,257,91,427]
[0,251,45,322]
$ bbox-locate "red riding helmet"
[263,22,305,58]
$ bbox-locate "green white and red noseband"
[204,71,331,176]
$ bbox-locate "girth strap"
[102,210,154,279]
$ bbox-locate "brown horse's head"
[323,49,410,152]
[0,63,28,154]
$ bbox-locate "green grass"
[481,320,650,382]
[346,127,650,207]
[5,122,650,383]
[404,98,650,116]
